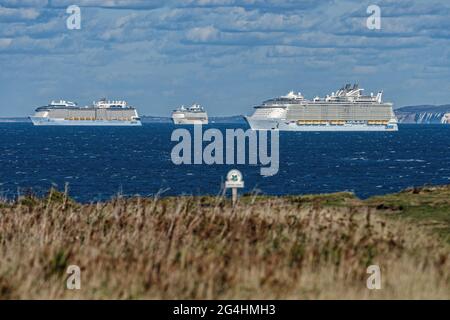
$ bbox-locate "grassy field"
[0,186,449,299]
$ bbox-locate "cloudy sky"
[1,0,450,117]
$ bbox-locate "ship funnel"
[376,91,383,103]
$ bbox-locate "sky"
[1,0,450,117]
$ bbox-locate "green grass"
[282,192,358,207]
[365,185,450,244]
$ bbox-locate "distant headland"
[395,105,450,124]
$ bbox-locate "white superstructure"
[245,84,398,131]
[172,104,208,125]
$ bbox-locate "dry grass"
[0,188,448,299]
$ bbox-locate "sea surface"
[1,123,450,202]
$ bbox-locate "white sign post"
[225,169,244,206]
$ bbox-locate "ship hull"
[172,118,208,125]
[245,117,398,132]
[30,117,142,126]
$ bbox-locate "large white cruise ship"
[30,99,142,126]
[245,84,398,131]
[172,104,208,125]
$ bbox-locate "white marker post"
[225,169,244,206]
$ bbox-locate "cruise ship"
[172,104,208,125]
[245,84,398,131]
[30,99,142,126]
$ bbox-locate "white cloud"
[0,5,40,20]
[0,0,48,7]
[0,37,12,48]
[50,0,165,9]
[186,25,219,42]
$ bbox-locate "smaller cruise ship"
[30,99,142,126]
[172,104,208,125]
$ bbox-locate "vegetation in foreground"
[0,186,449,299]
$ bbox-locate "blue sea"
[1,123,450,202]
